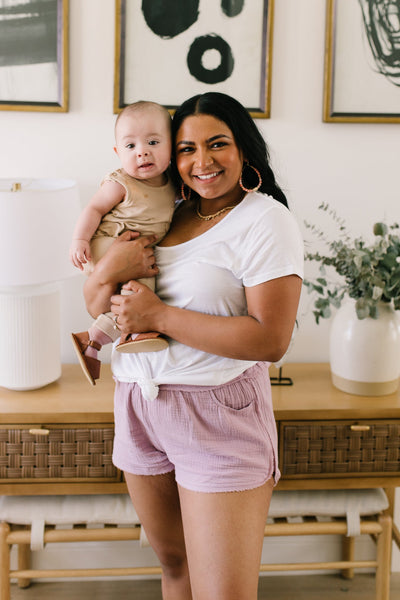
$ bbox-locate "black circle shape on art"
[187,34,234,84]
[141,0,200,39]
[221,0,244,17]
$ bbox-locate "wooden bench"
[0,489,392,600]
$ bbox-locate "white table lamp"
[0,179,81,390]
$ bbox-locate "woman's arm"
[111,274,302,362]
[83,231,159,318]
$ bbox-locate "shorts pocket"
[209,377,257,411]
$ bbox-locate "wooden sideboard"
[1,363,399,548]
[0,364,122,496]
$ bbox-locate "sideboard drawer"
[279,420,400,478]
[0,425,121,482]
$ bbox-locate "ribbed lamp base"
[0,285,61,390]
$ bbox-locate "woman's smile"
[176,114,244,208]
[195,171,222,181]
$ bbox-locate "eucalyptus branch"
[303,205,400,322]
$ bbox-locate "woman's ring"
[113,314,118,330]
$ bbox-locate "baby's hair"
[115,101,171,134]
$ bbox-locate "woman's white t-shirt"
[111,192,304,400]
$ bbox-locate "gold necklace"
[195,200,237,221]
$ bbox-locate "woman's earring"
[181,182,191,201]
[239,162,262,193]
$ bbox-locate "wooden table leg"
[341,535,355,579]
[393,522,400,550]
[0,522,11,600]
[17,535,31,589]
[383,486,399,561]
[375,514,392,600]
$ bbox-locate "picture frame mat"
[323,0,400,123]
[114,0,274,118]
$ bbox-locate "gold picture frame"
[0,0,69,112]
[114,0,274,118]
[323,0,400,123]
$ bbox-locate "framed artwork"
[0,0,69,112]
[114,0,274,118]
[324,0,400,123]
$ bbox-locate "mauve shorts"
[112,362,280,493]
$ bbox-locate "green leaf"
[369,304,379,319]
[355,305,369,319]
[373,222,388,236]
[315,297,329,309]
[321,306,331,319]
[313,311,321,324]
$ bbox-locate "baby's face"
[115,108,172,186]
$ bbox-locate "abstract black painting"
[324,0,400,122]
[114,0,274,117]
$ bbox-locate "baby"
[69,101,176,385]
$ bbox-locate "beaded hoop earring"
[239,162,262,193]
[181,182,192,201]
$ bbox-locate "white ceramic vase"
[329,300,400,396]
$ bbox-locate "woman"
[84,92,303,600]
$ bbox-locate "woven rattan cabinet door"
[280,420,400,478]
[0,424,121,482]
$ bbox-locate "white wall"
[2,0,400,575]
[1,0,399,363]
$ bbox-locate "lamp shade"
[0,178,80,286]
[0,178,81,390]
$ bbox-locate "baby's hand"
[69,239,91,270]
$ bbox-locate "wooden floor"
[9,574,400,599]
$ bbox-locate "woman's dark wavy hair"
[171,92,288,207]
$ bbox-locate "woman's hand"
[83,231,159,318]
[95,231,159,286]
[111,280,166,334]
